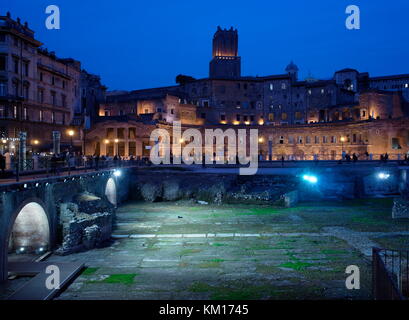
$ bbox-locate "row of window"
[0,56,68,90]
[0,105,66,124]
[268,112,304,121]
[276,134,363,145]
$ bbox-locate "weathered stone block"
[162,180,181,201]
[140,182,162,202]
[283,190,299,208]
[392,197,409,219]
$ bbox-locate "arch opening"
[105,178,117,206]
[8,202,50,254]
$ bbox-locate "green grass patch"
[102,274,138,285]
[179,249,202,256]
[320,249,349,255]
[239,207,281,216]
[211,243,228,247]
[278,261,316,271]
[82,267,98,275]
[351,216,386,225]
[189,282,213,292]
[197,259,225,268]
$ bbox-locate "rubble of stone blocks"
[55,193,115,255]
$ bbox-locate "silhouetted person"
[384,153,389,162]
[364,151,369,160]
[352,153,358,162]
[281,156,285,167]
[95,155,100,170]
[51,154,58,175]
[345,153,351,162]
[0,154,5,177]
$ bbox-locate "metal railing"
[373,247,408,300]
[1,156,152,182]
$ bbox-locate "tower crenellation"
[209,26,241,79]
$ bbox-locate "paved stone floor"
[46,198,409,300]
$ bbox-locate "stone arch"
[7,200,50,254]
[105,177,117,206]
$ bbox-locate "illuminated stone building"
[0,12,105,154]
[87,26,409,159]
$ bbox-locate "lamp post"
[104,139,110,156]
[68,130,75,153]
[340,136,346,160]
[114,138,119,156]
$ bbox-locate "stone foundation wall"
[55,193,115,255]
[130,170,299,206]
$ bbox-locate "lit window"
[308,89,312,95]
[406,83,409,88]
[269,83,273,91]
[281,83,286,90]
[281,112,288,120]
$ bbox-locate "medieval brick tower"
[209,26,241,79]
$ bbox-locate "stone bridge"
[0,168,132,283]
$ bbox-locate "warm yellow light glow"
[1,139,6,144]
[68,130,75,137]
[220,121,227,125]
[340,137,346,142]
[244,121,250,125]
[179,138,184,143]
[114,139,119,143]
[258,137,264,143]
[233,121,240,126]
[33,140,39,145]
[258,120,264,125]
[104,139,110,144]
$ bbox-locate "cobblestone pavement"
[47,198,409,300]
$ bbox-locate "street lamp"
[68,130,75,152]
[114,139,119,156]
[340,136,346,159]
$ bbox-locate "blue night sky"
[3,0,409,91]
